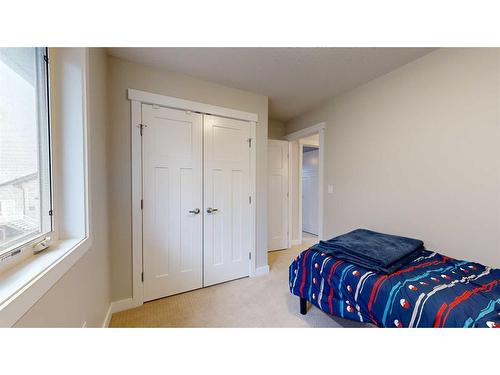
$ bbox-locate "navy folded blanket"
[317,229,424,274]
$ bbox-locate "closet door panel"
[204,115,251,286]
[142,104,203,301]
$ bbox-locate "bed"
[289,244,500,327]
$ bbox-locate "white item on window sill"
[32,237,52,254]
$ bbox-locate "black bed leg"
[300,297,307,315]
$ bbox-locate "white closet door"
[204,115,251,286]
[142,104,203,301]
[267,140,289,251]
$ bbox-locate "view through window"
[0,48,52,254]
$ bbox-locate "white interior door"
[302,147,319,235]
[204,115,251,286]
[142,104,203,301]
[267,140,289,250]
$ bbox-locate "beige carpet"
[109,241,367,327]
[302,231,318,241]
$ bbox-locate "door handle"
[189,208,200,214]
[206,207,218,214]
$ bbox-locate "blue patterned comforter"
[289,246,500,328]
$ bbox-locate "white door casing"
[142,104,203,301]
[267,140,289,250]
[204,114,251,286]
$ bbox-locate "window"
[0,48,52,256]
[0,48,91,324]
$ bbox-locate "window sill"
[0,236,91,327]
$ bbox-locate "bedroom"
[1,1,499,374]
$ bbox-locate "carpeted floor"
[302,231,318,241]
[109,240,368,327]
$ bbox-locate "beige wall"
[16,48,111,327]
[300,134,319,146]
[286,48,500,268]
[108,56,269,301]
[268,119,286,140]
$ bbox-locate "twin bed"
[289,231,500,328]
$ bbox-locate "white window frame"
[0,48,92,327]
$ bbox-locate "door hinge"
[141,271,144,282]
[249,252,251,260]
[48,209,54,216]
[247,138,252,148]
[249,195,252,204]
[139,124,147,136]
[141,199,143,210]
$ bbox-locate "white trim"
[129,89,259,306]
[285,122,326,142]
[254,265,269,277]
[109,297,136,313]
[128,89,258,123]
[101,297,136,328]
[102,304,113,328]
[291,239,302,246]
[130,100,143,307]
[249,122,257,277]
[82,48,92,247]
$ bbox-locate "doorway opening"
[285,122,325,247]
[302,143,319,245]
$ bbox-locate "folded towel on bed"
[317,229,424,273]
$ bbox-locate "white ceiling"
[108,48,435,123]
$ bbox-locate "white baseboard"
[254,265,270,277]
[102,297,137,327]
[291,239,302,246]
[102,305,113,328]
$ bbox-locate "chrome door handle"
[189,208,200,214]
[206,207,218,214]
